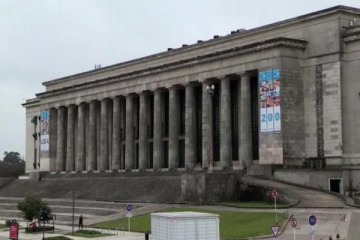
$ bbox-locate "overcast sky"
[1,0,360,159]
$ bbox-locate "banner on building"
[273,68,281,131]
[266,70,274,132]
[259,68,281,133]
[40,110,50,152]
[259,71,268,132]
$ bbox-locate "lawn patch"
[68,229,112,238]
[220,201,288,208]
[44,237,72,240]
[93,207,287,239]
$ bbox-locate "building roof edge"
[41,5,359,87]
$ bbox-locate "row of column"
[53,74,253,172]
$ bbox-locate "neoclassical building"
[24,6,360,177]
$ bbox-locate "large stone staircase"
[0,172,183,203]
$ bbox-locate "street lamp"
[206,84,215,172]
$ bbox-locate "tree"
[17,195,52,222]
[0,151,25,177]
[3,151,22,163]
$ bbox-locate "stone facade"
[23,6,360,187]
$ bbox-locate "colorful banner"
[40,110,50,152]
[259,68,281,133]
[259,71,267,133]
[266,70,274,132]
[273,69,281,131]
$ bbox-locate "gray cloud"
[1,0,359,159]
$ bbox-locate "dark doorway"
[329,179,341,193]
[250,75,259,160]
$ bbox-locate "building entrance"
[329,178,343,194]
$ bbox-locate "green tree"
[17,195,51,222]
[1,151,25,177]
[3,151,22,163]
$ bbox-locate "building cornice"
[22,98,41,107]
[42,5,359,87]
[36,37,307,99]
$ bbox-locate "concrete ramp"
[242,176,346,208]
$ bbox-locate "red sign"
[271,189,278,199]
[9,223,19,240]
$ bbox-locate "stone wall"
[274,169,342,191]
[342,168,360,204]
[303,58,343,164]
[274,168,360,204]
[281,55,306,166]
[342,26,360,165]
[0,178,14,188]
[322,62,343,162]
[181,172,241,204]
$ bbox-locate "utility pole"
[72,190,75,235]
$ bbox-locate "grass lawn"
[67,229,112,238]
[44,237,72,240]
[0,224,6,229]
[220,201,288,208]
[93,208,287,239]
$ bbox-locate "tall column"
[153,90,163,170]
[201,84,210,169]
[76,103,86,171]
[125,94,134,171]
[99,99,109,171]
[112,97,121,171]
[49,108,58,172]
[66,105,76,171]
[88,100,97,171]
[169,87,179,170]
[56,106,66,172]
[119,98,125,169]
[139,92,148,170]
[108,100,113,169]
[185,85,196,170]
[220,77,232,169]
[240,73,253,168]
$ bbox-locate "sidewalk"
[0,221,148,240]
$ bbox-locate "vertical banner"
[266,70,274,132]
[259,68,281,134]
[40,110,50,152]
[259,71,267,133]
[273,69,281,131]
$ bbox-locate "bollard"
[145,231,149,240]
[329,237,332,240]
[336,233,340,239]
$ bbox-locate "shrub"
[17,195,51,222]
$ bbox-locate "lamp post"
[31,116,38,169]
[206,84,215,172]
